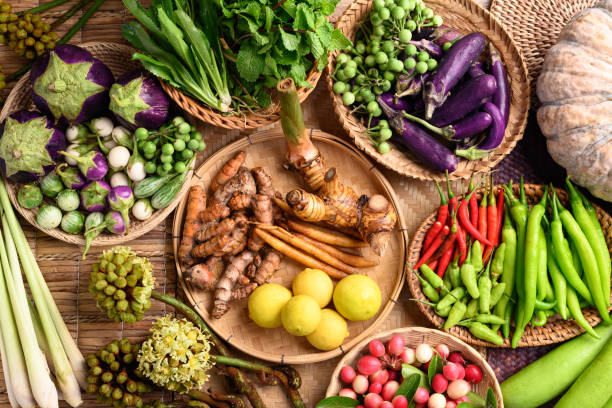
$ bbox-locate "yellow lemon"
[306,309,349,351]
[333,274,381,321]
[292,268,334,308]
[281,295,321,336]
[248,284,292,328]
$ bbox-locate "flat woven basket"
[407,184,612,348]
[0,42,193,247]
[490,0,599,95]
[326,0,530,181]
[326,327,504,407]
[160,68,321,130]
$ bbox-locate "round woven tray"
[172,129,408,364]
[0,42,193,247]
[161,67,321,130]
[490,0,599,95]
[326,327,504,407]
[326,0,530,181]
[407,183,612,348]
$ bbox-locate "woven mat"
[0,0,604,407]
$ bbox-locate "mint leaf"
[315,396,359,408]
[274,46,299,64]
[279,26,299,51]
[240,2,262,21]
[237,42,265,82]
[290,63,312,87]
[308,31,324,59]
[320,0,340,15]
[330,28,351,50]
[264,54,280,78]
[282,0,297,18]
[253,88,272,108]
[294,3,315,30]
[316,22,333,47]
[317,51,328,71]
[297,33,311,56]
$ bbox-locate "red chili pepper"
[415,225,450,268]
[437,241,455,278]
[495,187,505,246]
[446,170,459,214]
[435,215,458,258]
[486,180,498,259]
[468,173,479,228]
[458,188,493,247]
[456,222,467,263]
[423,180,448,250]
[478,192,488,243]
[428,259,439,270]
[423,221,443,252]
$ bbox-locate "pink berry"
[448,352,465,366]
[340,366,357,383]
[380,402,393,408]
[369,382,382,394]
[455,396,470,403]
[392,395,408,408]
[456,364,465,380]
[369,340,386,358]
[381,381,400,401]
[364,393,384,408]
[464,364,483,384]
[445,402,457,408]
[370,369,389,385]
[447,379,470,400]
[388,370,399,381]
[435,344,450,360]
[339,388,358,399]
[443,363,460,381]
[400,348,416,364]
[422,360,431,372]
[358,355,382,375]
[387,335,405,356]
[352,375,369,394]
[432,373,448,393]
[413,387,430,404]
[428,393,447,408]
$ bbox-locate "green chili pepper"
[512,301,525,348]
[448,256,462,289]
[490,282,507,308]
[550,190,593,303]
[547,237,568,319]
[535,299,557,310]
[472,240,483,273]
[475,314,507,325]
[443,271,452,293]
[465,298,479,319]
[478,259,493,313]
[493,206,517,332]
[437,303,452,318]
[502,303,512,339]
[491,242,506,281]
[416,273,440,302]
[533,310,548,327]
[419,264,445,290]
[437,287,466,312]
[570,240,583,277]
[567,285,600,338]
[444,301,467,330]
[554,191,610,324]
[462,321,504,345]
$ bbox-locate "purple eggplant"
[408,40,443,58]
[414,25,462,47]
[81,180,111,212]
[396,73,429,98]
[430,74,497,127]
[56,163,86,189]
[60,150,108,180]
[378,97,458,173]
[108,186,134,233]
[489,44,510,126]
[468,61,486,78]
[423,33,486,119]
[456,102,505,160]
[0,110,66,183]
[378,92,413,111]
[31,44,114,125]
[102,211,127,235]
[402,111,492,141]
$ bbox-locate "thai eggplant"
[430,74,497,126]
[56,163,86,190]
[60,149,108,180]
[82,212,104,259]
[378,97,458,172]
[408,39,443,58]
[490,44,510,125]
[402,111,492,141]
[456,102,505,160]
[423,32,486,119]
[108,186,134,233]
[395,73,429,98]
[414,25,462,46]
[80,180,111,212]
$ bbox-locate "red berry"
[443,363,460,381]
[340,366,357,383]
[455,396,470,403]
[389,370,399,381]
[400,348,416,364]
[369,340,386,358]
[392,395,408,408]
[369,382,382,394]
[352,375,369,394]
[358,356,382,376]
[435,344,450,360]
[387,335,405,356]
[432,373,448,393]
[380,402,393,408]
[339,388,358,399]
[370,369,389,385]
[415,404,426,408]
[413,387,429,404]
[464,364,482,384]
[381,380,400,401]
[456,364,465,380]
[423,360,431,372]
[364,393,384,408]
[448,352,465,366]
[445,402,457,408]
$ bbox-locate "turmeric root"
[252,167,274,198]
[192,234,235,258]
[293,232,380,268]
[228,192,252,211]
[286,219,368,248]
[254,228,347,279]
[195,218,235,242]
[179,185,207,267]
[183,257,221,291]
[253,249,282,285]
[248,194,273,251]
[231,282,258,300]
[210,151,246,193]
[212,250,255,318]
[213,167,256,204]
[229,216,249,255]
[199,204,230,223]
[358,194,398,256]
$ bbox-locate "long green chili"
[493,206,517,332]
[547,237,568,319]
[567,286,599,338]
[536,229,549,301]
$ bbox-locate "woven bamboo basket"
[326,327,504,406]
[326,0,530,181]
[490,0,599,95]
[172,129,408,364]
[0,42,193,247]
[407,184,612,347]
[160,67,321,130]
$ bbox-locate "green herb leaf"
[237,42,265,82]
[320,0,339,15]
[427,354,443,386]
[297,33,311,56]
[264,6,274,31]
[290,63,310,87]
[239,2,262,21]
[294,3,315,30]
[279,26,299,51]
[315,396,359,408]
[457,403,474,408]
[316,22,333,47]
[395,374,420,400]
[317,51,328,71]
[308,31,324,59]
[264,54,280,78]
[253,88,271,108]
[330,28,351,50]
[486,388,498,408]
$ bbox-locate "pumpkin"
[536,0,612,201]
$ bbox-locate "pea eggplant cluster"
[414,176,611,346]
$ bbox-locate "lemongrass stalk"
[0,218,58,408]
[2,215,82,407]
[0,333,19,408]
[29,301,55,374]
[0,182,88,390]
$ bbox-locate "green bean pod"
[547,238,568,319]
[489,282,506,308]
[419,264,444,289]
[465,322,504,345]
[475,314,506,325]
[465,298,479,319]
[536,231,548,301]
[471,240,483,273]
[448,257,462,289]
[494,207,517,331]
[567,285,599,339]
[444,301,467,330]
[437,287,466,312]
[491,242,506,281]
[461,262,479,299]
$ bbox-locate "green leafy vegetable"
[394,374,420,400]
[428,353,443,386]
[458,403,474,408]
[315,396,359,408]
[486,388,498,408]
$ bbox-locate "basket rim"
[406,183,609,347]
[0,41,193,247]
[325,0,531,182]
[172,129,409,364]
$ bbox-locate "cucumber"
[151,173,186,209]
[134,174,175,198]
